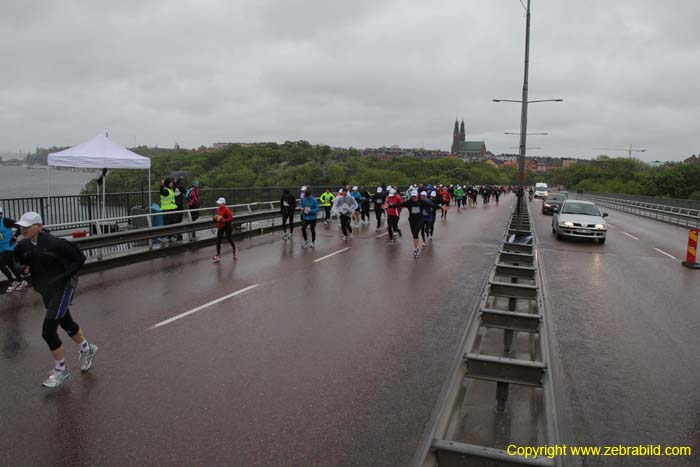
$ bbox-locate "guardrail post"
[496,382,509,413]
[147,210,154,250]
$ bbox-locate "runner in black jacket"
[14,212,98,388]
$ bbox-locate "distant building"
[450,119,487,161]
[363,146,449,161]
[684,155,700,165]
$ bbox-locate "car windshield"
[561,203,600,216]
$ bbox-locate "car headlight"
[595,224,606,230]
[562,221,574,227]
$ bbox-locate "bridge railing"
[579,193,700,228]
[0,187,301,229]
[585,192,700,210]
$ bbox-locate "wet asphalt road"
[0,198,513,467]
[532,199,700,466]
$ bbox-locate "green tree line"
[80,141,523,194]
[22,141,700,200]
[540,156,700,199]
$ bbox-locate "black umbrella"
[166,171,194,183]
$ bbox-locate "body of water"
[0,166,98,199]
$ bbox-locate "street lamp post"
[492,0,563,214]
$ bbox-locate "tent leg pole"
[47,165,51,225]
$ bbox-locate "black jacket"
[280,194,296,212]
[14,232,85,295]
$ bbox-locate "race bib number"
[411,207,420,214]
[376,199,383,204]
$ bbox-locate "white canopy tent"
[47,133,152,226]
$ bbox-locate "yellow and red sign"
[683,229,700,268]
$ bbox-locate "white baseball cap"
[301,186,307,192]
[338,188,344,194]
[16,211,42,227]
[352,185,358,190]
[376,187,383,193]
[216,197,226,205]
[389,189,396,196]
[410,190,419,197]
[430,191,437,197]
[420,191,428,196]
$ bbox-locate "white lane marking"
[152,284,260,329]
[622,232,639,240]
[376,232,389,238]
[313,247,351,263]
[654,248,677,260]
[606,223,616,228]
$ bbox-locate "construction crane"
[592,144,647,158]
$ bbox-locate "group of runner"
[276,184,494,258]
[0,181,509,389]
[450,184,510,209]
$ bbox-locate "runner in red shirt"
[383,188,403,244]
[212,197,237,263]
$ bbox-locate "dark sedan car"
[542,193,568,215]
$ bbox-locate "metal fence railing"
[0,187,304,231]
[580,193,700,229]
[0,185,418,231]
[586,192,700,210]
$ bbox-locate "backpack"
[185,187,195,201]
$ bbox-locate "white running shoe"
[342,236,347,241]
[79,344,98,372]
[348,234,353,240]
[42,368,70,388]
[413,249,419,258]
[6,281,19,293]
[212,255,221,263]
[302,241,309,249]
[309,242,315,249]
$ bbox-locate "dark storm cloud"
[1,0,698,160]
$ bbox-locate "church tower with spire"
[459,119,466,142]
[451,118,460,154]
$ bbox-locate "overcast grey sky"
[2,0,698,161]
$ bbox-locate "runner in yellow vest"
[318,188,336,225]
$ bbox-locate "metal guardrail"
[579,194,700,228]
[585,192,700,211]
[0,187,302,230]
[0,201,292,292]
[414,201,561,467]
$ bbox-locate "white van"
[534,183,548,199]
